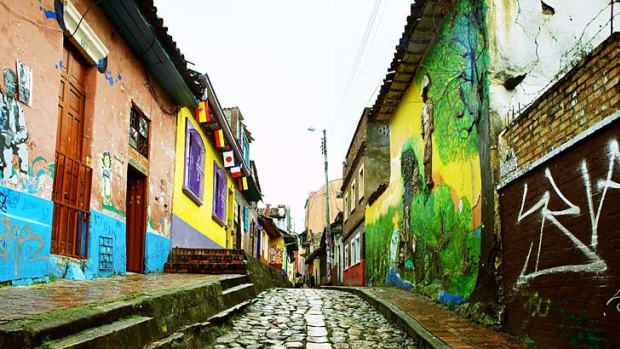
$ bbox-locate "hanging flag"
[222,150,234,168]
[214,129,225,148]
[238,177,248,191]
[195,101,209,123]
[230,165,242,178]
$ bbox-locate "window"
[129,106,149,158]
[351,238,357,266]
[212,162,227,223]
[350,180,356,212]
[358,166,364,200]
[344,244,350,268]
[244,206,249,231]
[183,119,205,204]
[344,193,349,221]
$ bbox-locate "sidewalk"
[0,273,225,324]
[329,286,526,349]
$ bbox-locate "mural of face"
[3,69,16,99]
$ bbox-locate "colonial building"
[339,108,389,286]
[0,0,201,285]
[170,76,261,251]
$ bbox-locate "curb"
[324,286,450,349]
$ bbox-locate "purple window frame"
[212,161,227,223]
[183,119,205,205]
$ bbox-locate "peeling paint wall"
[487,0,617,138]
[365,0,485,305]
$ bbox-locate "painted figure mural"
[0,68,29,181]
[101,151,112,205]
[365,0,484,306]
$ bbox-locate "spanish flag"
[214,129,225,148]
[195,101,209,123]
[238,177,248,191]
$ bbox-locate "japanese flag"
[223,151,234,168]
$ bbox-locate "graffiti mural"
[500,119,620,347]
[365,0,484,305]
[0,217,47,279]
[0,68,29,181]
[270,245,283,264]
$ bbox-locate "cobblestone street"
[211,288,416,349]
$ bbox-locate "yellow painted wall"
[172,107,235,248]
[365,82,482,227]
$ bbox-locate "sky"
[154,0,412,232]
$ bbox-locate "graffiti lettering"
[521,290,551,317]
[515,140,620,289]
[0,191,6,213]
[0,217,46,277]
[606,289,620,312]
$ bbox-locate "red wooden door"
[126,167,146,273]
[51,43,92,258]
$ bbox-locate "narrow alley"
[211,288,416,349]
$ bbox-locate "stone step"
[170,247,245,257]
[167,255,246,263]
[44,316,157,349]
[220,275,251,291]
[221,283,256,309]
[164,262,248,275]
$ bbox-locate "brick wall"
[500,33,619,180]
[498,33,620,348]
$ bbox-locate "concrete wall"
[487,0,618,140]
[365,0,484,305]
[171,107,235,249]
[498,34,619,348]
[0,0,179,284]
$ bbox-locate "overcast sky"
[154,0,412,232]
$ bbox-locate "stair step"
[170,248,245,257]
[45,316,156,349]
[165,262,248,275]
[221,283,256,308]
[220,275,251,290]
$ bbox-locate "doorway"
[126,166,146,273]
[51,42,92,258]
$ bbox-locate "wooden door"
[51,43,92,258]
[126,167,146,273]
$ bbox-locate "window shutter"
[244,207,249,230]
[217,168,227,220]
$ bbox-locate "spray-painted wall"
[498,33,619,348]
[0,0,178,284]
[365,0,485,305]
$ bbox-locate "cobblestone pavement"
[211,288,416,349]
[0,273,225,324]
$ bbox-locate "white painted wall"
[488,0,618,139]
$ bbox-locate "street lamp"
[308,127,332,285]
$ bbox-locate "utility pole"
[321,129,332,285]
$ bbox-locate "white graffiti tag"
[607,289,620,312]
[514,140,620,289]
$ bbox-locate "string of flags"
[195,100,250,192]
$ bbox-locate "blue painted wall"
[0,185,53,284]
[85,209,127,278]
[145,230,171,273]
[1,184,172,285]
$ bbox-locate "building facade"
[0,0,200,285]
[340,108,389,286]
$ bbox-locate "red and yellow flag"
[214,129,225,148]
[195,101,209,123]
[237,177,248,191]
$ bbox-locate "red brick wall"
[499,34,620,348]
[501,33,619,174]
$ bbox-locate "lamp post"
[308,127,332,285]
